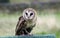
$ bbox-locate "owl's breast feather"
[26,21,35,28]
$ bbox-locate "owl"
[15,8,37,35]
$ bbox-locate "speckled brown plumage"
[15,16,35,35]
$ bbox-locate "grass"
[0,12,22,36]
[0,10,60,38]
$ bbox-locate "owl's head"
[23,8,37,20]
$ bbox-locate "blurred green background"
[0,0,60,38]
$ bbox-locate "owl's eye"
[25,13,28,15]
[30,13,33,16]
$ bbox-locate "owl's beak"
[27,17,30,20]
[28,17,29,18]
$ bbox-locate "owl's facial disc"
[24,10,34,20]
[23,8,36,20]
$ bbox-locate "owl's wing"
[15,16,26,35]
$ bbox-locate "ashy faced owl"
[15,8,37,35]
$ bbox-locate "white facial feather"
[23,8,36,20]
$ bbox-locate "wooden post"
[0,34,56,38]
